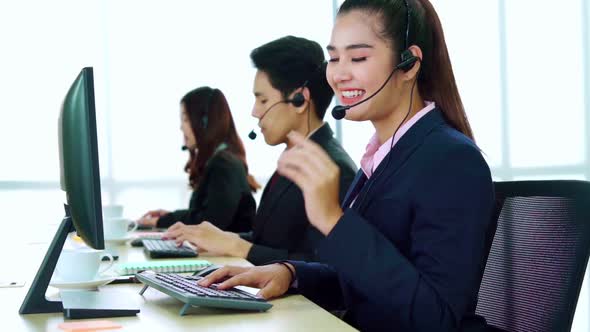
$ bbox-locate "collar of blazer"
[214,142,228,153]
[202,142,229,168]
[343,108,447,212]
[254,123,336,232]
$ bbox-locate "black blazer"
[290,110,494,332]
[157,147,256,233]
[242,123,357,265]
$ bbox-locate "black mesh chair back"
[475,180,590,332]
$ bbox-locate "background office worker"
[164,36,357,265]
[138,87,259,232]
[198,1,494,331]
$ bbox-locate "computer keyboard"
[130,232,164,247]
[143,239,198,259]
[136,271,272,315]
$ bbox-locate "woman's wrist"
[317,206,344,235]
[276,262,296,285]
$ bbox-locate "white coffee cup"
[55,248,114,282]
[102,205,124,219]
[103,217,138,240]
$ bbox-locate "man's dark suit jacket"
[242,123,357,265]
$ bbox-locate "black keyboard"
[143,239,197,259]
[136,271,272,314]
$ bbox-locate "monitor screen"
[58,67,104,249]
[19,67,140,317]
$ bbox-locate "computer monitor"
[58,67,104,249]
[20,67,138,317]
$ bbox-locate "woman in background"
[138,87,259,233]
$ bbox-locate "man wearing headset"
[164,36,357,266]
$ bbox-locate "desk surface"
[1,234,356,332]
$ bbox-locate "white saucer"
[105,234,132,244]
[49,275,117,291]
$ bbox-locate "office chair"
[475,180,590,332]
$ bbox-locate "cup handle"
[99,253,115,275]
[128,220,138,233]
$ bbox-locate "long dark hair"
[181,87,260,192]
[338,0,474,140]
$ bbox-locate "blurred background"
[0,0,588,329]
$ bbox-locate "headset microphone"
[248,100,283,140]
[331,50,417,121]
[330,66,398,120]
[331,105,348,120]
[249,81,308,140]
[181,145,188,151]
[248,130,257,140]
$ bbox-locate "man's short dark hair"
[250,36,333,119]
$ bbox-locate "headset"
[397,0,420,72]
[201,88,217,129]
[181,87,217,151]
[347,0,423,209]
[331,0,419,120]
[287,81,307,108]
[248,80,309,140]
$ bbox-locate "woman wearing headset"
[198,1,494,331]
[138,87,259,232]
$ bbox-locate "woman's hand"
[197,263,295,300]
[277,131,343,235]
[163,221,252,257]
[137,209,169,227]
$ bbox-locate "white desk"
[1,236,357,331]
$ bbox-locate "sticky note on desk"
[58,320,121,331]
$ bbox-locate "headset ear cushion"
[201,88,216,129]
[290,92,305,107]
[397,49,418,72]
